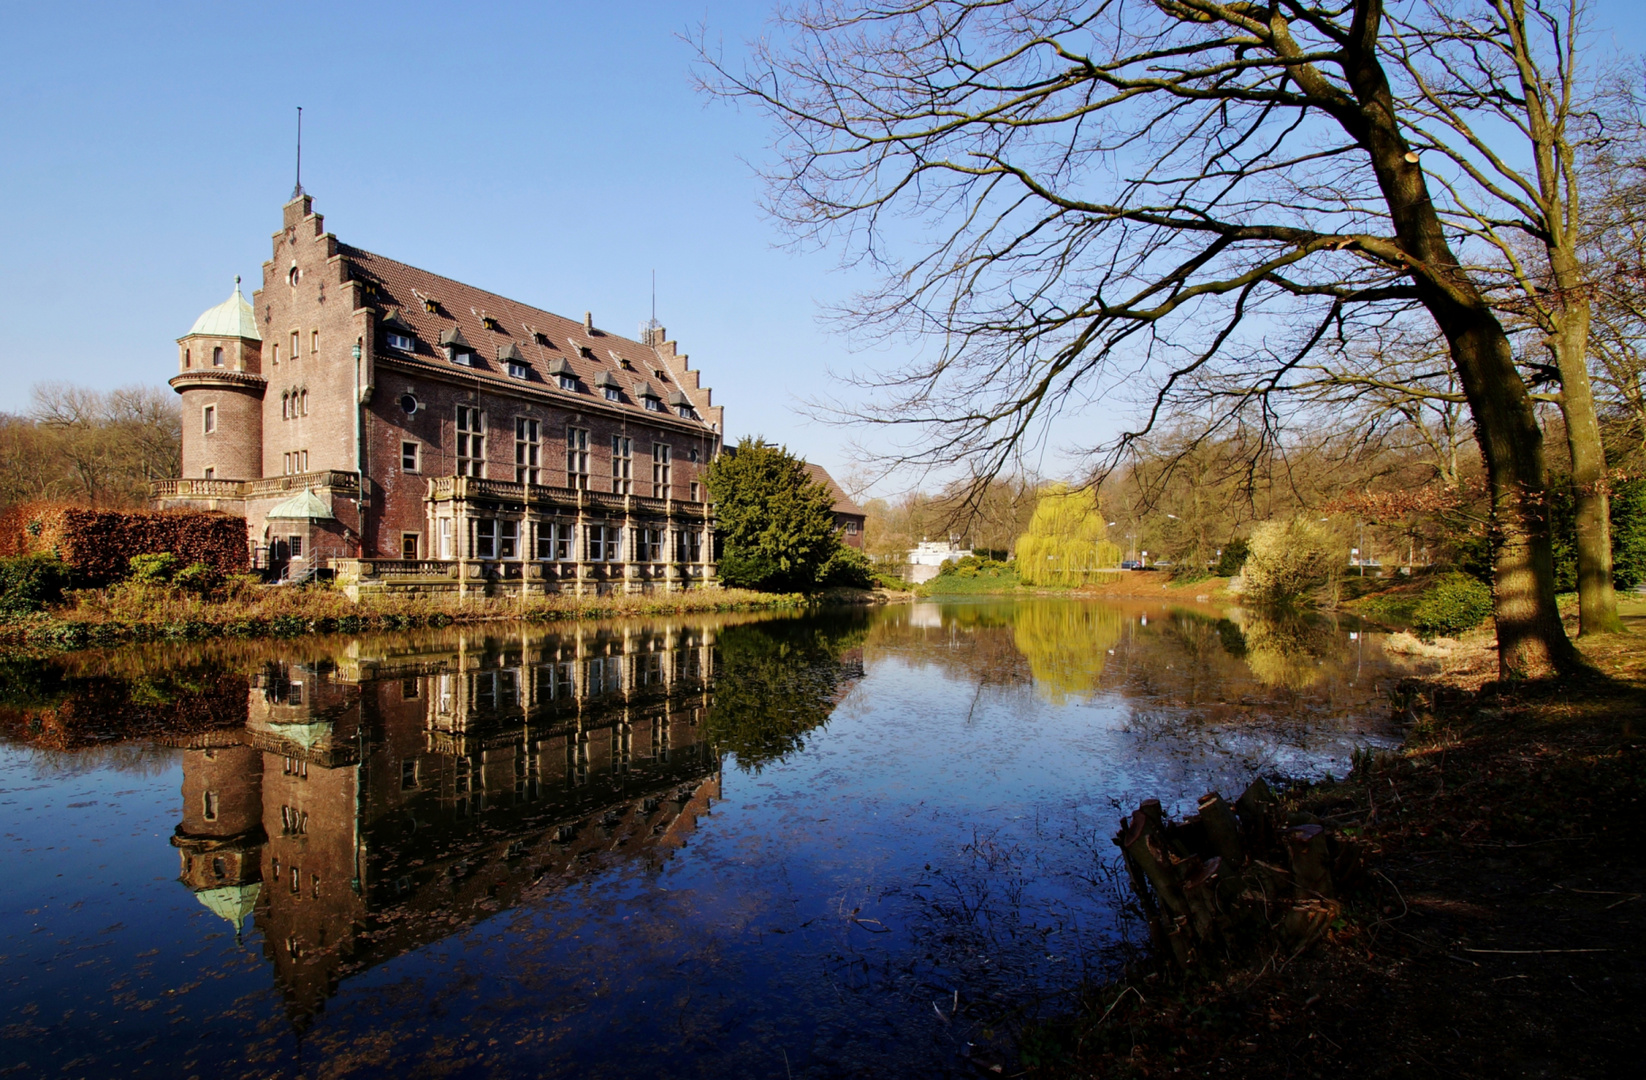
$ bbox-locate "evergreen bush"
[0,554,72,616]
[1412,572,1493,639]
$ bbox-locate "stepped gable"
[342,245,715,426]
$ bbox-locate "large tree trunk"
[1547,259,1623,636]
[1344,0,1580,679]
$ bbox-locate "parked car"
[1121,559,1143,570]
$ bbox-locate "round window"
[288,265,300,287]
[399,393,419,415]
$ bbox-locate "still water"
[0,599,1421,1078]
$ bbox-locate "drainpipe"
[352,341,365,559]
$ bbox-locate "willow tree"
[1016,485,1123,584]
[697,0,1629,677]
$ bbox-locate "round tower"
[172,277,266,480]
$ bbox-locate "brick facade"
[156,194,723,593]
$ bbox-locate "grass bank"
[1020,606,1646,1078]
[0,578,811,650]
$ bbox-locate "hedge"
[0,501,247,585]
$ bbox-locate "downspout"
[352,339,367,557]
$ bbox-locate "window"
[271,343,279,365]
[558,373,577,391]
[688,447,700,463]
[537,521,574,561]
[675,528,702,563]
[476,519,497,559]
[587,525,623,562]
[453,350,475,367]
[289,535,303,558]
[456,406,485,477]
[203,790,219,821]
[401,758,419,790]
[204,467,215,480]
[282,392,290,420]
[401,533,419,560]
[288,265,300,287]
[652,443,671,500]
[401,441,420,472]
[401,677,420,700]
[611,436,632,495]
[679,405,700,420]
[301,449,309,471]
[311,330,319,356]
[291,331,299,359]
[690,481,700,502]
[387,331,415,352]
[212,346,224,367]
[515,418,540,484]
[507,361,528,380]
[566,427,589,489]
[644,397,664,413]
[184,348,191,368]
[399,393,419,415]
[604,386,621,402]
[439,518,453,559]
[845,520,860,535]
[499,520,519,559]
[642,526,663,562]
[300,389,308,416]
[202,405,216,433]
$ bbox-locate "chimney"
[583,311,593,334]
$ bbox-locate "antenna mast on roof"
[640,269,664,346]
[292,106,305,200]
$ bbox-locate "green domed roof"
[186,277,261,341]
[266,489,334,521]
[193,882,261,929]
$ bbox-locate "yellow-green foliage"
[1016,486,1123,586]
[1011,600,1125,703]
[1242,517,1338,604]
[1240,610,1333,689]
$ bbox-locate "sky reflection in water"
[0,599,1424,1078]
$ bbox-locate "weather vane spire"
[292,106,305,200]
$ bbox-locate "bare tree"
[697,0,1634,677]
[23,383,181,508]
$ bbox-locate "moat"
[0,599,1423,1078]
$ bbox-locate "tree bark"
[1344,0,1580,678]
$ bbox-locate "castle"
[154,192,722,594]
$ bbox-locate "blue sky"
[2,1,1643,494]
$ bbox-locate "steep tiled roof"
[342,246,711,427]
[803,463,864,517]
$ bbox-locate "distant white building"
[905,540,972,584]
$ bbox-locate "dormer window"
[381,307,417,353]
[212,346,224,367]
[639,384,665,413]
[668,390,698,420]
[481,314,501,332]
[387,331,415,351]
[644,397,663,412]
[497,343,528,380]
[605,387,621,402]
[534,331,552,346]
[546,356,577,392]
[619,358,633,370]
[439,327,475,367]
[593,370,622,402]
[508,361,528,379]
[560,374,578,391]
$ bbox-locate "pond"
[0,598,1425,1078]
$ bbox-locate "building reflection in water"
[170,623,724,1026]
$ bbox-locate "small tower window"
[212,346,224,367]
[311,330,319,355]
[203,405,216,433]
[300,390,308,416]
[184,349,191,368]
[291,331,299,359]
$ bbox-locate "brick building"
[802,462,866,549]
[155,192,723,594]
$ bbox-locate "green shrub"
[128,552,180,584]
[816,545,875,589]
[1215,538,1249,577]
[1412,572,1493,639]
[173,562,223,596]
[0,554,72,616]
[1241,518,1337,605]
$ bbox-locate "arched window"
[281,392,289,420]
[288,265,300,287]
[300,390,308,416]
[184,349,191,368]
[212,346,224,367]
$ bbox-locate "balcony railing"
[426,476,711,519]
[152,470,361,503]
[151,478,248,499]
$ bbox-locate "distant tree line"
[0,383,180,511]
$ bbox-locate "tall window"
[675,528,702,563]
[212,346,224,367]
[456,406,485,477]
[203,405,216,433]
[311,330,319,356]
[642,526,663,562]
[499,520,519,559]
[611,435,632,494]
[566,427,589,489]
[299,389,308,416]
[291,330,299,359]
[587,524,624,562]
[537,521,574,561]
[476,519,497,559]
[652,443,671,499]
[515,418,540,484]
[401,441,420,472]
[439,518,453,559]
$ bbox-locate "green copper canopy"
[266,489,333,521]
[186,277,261,341]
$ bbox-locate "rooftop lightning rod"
[292,106,304,199]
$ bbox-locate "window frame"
[456,405,486,478]
[507,360,529,380]
[386,331,415,352]
[566,427,590,489]
[652,443,671,500]
[611,435,632,495]
[476,518,498,560]
[202,404,217,434]
[401,441,420,473]
[515,418,541,485]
